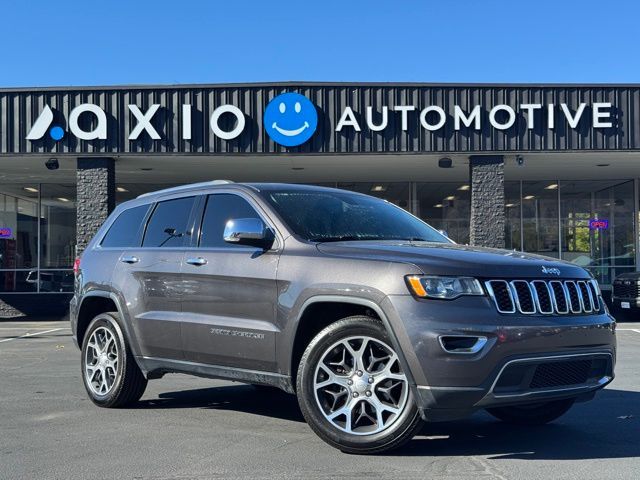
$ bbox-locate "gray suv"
[71,181,616,454]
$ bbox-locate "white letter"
[69,104,107,140]
[366,106,388,131]
[592,102,613,128]
[392,105,416,131]
[548,104,555,129]
[454,105,480,130]
[520,104,542,129]
[210,105,245,140]
[128,104,161,140]
[560,103,586,128]
[182,104,192,140]
[489,105,516,130]
[335,107,361,132]
[419,106,446,131]
[26,105,54,140]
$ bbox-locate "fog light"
[439,335,487,354]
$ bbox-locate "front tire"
[81,312,147,408]
[486,398,575,425]
[296,316,424,454]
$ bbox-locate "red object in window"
[73,257,81,275]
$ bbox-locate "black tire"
[80,312,147,408]
[296,315,424,454]
[486,398,575,425]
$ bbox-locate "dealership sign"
[25,95,615,147]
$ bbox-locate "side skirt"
[138,356,295,394]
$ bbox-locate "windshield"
[262,189,451,243]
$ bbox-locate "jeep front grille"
[613,279,640,298]
[485,279,601,315]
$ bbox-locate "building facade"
[1,82,639,316]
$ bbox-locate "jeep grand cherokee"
[71,181,616,454]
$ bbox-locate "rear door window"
[199,194,261,248]
[142,196,196,248]
[101,204,150,248]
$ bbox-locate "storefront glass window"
[0,185,39,292]
[522,181,560,258]
[415,183,471,244]
[0,184,76,293]
[561,180,636,286]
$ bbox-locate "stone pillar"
[469,155,505,248]
[76,157,115,254]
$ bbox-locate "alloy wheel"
[313,335,409,435]
[85,326,119,396]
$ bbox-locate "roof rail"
[137,180,234,198]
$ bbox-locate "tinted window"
[101,205,150,248]
[142,197,195,248]
[200,194,260,248]
[262,189,450,243]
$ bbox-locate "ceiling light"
[56,197,70,202]
[444,196,455,201]
[433,204,444,208]
[371,185,387,192]
[524,195,535,200]
[505,203,516,207]
[457,185,470,191]
[23,187,38,193]
[544,183,559,190]
[116,187,128,193]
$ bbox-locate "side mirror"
[223,218,274,249]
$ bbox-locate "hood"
[316,241,591,279]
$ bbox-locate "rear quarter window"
[100,204,150,248]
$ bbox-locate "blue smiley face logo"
[264,92,318,147]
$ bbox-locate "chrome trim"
[485,280,516,314]
[482,352,613,401]
[509,280,536,314]
[549,280,570,314]
[564,281,582,313]
[485,278,604,315]
[577,280,594,313]
[531,280,554,314]
[438,335,488,355]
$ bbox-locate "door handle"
[186,257,208,266]
[121,255,139,264]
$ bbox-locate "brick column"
[469,155,505,248]
[76,157,115,255]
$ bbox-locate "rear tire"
[486,398,575,425]
[296,315,424,454]
[81,312,147,408]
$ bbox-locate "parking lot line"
[0,327,66,343]
[617,329,640,333]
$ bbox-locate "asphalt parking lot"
[1,320,639,480]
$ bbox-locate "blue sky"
[3,0,639,87]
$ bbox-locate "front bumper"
[382,294,617,421]
[611,296,640,312]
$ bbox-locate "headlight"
[406,275,484,300]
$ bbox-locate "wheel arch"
[76,292,141,358]
[289,295,418,392]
